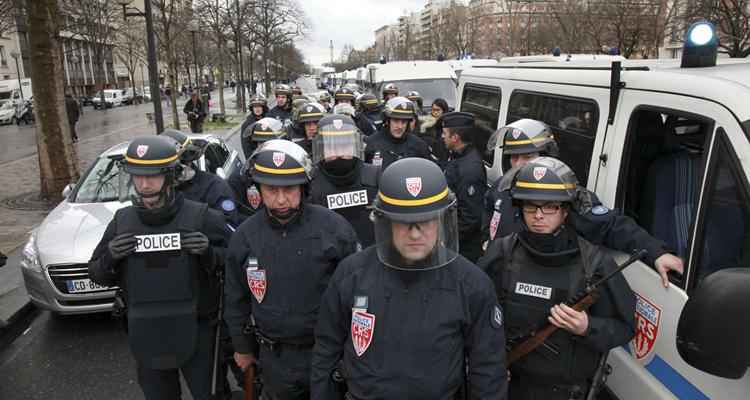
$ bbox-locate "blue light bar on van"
[681,20,718,68]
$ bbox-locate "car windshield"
[382,79,457,110]
[71,156,133,203]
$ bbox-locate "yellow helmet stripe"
[320,130,356,136]
[515,181,576,190]
[336,93,355,98]
[254,130,282,135]
[378,187,449,207]
[391,109,414,114]
[125,154,179,165]
[254,164,305,175]
[505,137,549,145]
[363,99,378,105]
[299,112,323,119]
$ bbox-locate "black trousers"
[256,344,312,400]
[509,375,587,400]
[136,320,228,400]
[190,119,204,133]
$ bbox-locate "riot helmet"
[359,94,379,112]
[250,94,268,117]
[292,85,303,96]
[161,128,205,164]
[249,139,312,187]
[334,87,355,105]
[510,157,578,203]
[313,115,364,165]
[372,158,458,271]
[250,117,287,143]
[121,135,181,209]
[333,102,356,117]
[274,84,292,108]
[488,118,559,173]
[406,91,424,111]
[319,91,332,104]
[382,83,399,100]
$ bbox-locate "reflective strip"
[254,164,305,175]
[505,137,549,145]
[254,130,281,136]
[320,130,356,136]
[390,109,414,114]
[299,112,323,119]
[515,181,576,190]
[336,93,354,98]
[378,188,449,207]
[363,100,378,105]
[125,154,179,165]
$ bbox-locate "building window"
[0,46,7,67]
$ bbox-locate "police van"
[366,60,458,112]
[458,21,750,399]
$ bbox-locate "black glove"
[108,233,137,261]
[182,232,209,255]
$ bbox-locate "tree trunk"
[25,0,80,201]
[263,46,271,97]
[218,64,225,115]
[248,47,255,95]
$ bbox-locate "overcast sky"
[298,0,426,67]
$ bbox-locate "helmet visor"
[374,205,458,271]
[312,130,364,164]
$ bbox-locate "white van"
[92,89,124,109]
[366,60,458,112]
[458,22,750,400]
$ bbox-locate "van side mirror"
[62,183,75,198]
[676,268,750,379]
[215,167,226,179]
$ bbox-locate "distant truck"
[365,61,458,112]
[0,78,33,105]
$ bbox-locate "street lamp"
[116,0,163,134]
[9,51,23,103]
[188,21,200,90]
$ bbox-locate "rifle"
[586,353,612,400]
[211,270,225,396]
[507,249,646,365]
[243,314,258,400]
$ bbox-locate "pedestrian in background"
[65,93,80,143]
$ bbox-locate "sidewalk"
[0,92,244,329]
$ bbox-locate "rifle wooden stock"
[507,293,598,365]
[244,363,256,400]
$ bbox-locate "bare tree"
[152,0,191,130]
[689,0,750,57]
[0,0,17,36]
[115,19,146,96]
[24,0,80,201]
[246,0,307,95]
[60,0,120,107]
[441,3,477,58]
[196,0,232,113]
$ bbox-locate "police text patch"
[135,233,181,253]
[515,282,552,300]
[326,190,368,210]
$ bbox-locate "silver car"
[20,134,241,315]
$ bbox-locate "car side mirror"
[62,183,75,198]
[676,268,750,379]
[215,167,227,179]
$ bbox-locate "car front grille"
[46,263,115,294]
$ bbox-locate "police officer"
[441,112,486,262]
[363,97,431,170]
[224,140,360,400]
[483,119,684,287]
[240,94,268,136]
[334,86,356,107]
[161,129,239,228]
[319,91,333,113]
[267,84,293,124]
[88,135,231,400]
[478,157,636,400]
[355,93,383,137]
[311,157,507,400]
[290,102,325,154]
[381,82,398,102]
[405,90,424,115]
[292,85,303,96]
[240,116,287,160]
[310,115,379,247]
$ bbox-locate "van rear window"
[461,84,501,164]
[507,91,598,184]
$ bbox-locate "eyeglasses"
[522,202,563,215]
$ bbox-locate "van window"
[460,84,501,163]
[617,107,714,285]
[507,91,598,184]
[691,130,750,287]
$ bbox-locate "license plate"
[66,279,110,293]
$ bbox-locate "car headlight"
[20,231,42,273]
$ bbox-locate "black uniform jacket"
[363,128,432,171]
[88,194,231,317]
[224,205,360,354]
[445,145,487,262]
[311,247,508,400]
[180,169,240,227]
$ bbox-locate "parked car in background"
[121,88,143,105]
[20,133,242,315]
[0,100,16,125]
[92,89,124,109]
[79,95,95,107]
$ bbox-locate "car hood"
[37,200,128,266]
[0,108,14,118]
